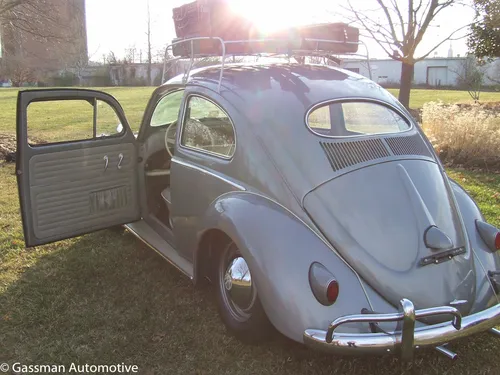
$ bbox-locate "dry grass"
[422,101,500,169]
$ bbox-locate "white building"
[341,57,500,87]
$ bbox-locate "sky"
[85,0,476,63]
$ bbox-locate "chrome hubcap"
[220,255,256,320]
[224,257,253,311]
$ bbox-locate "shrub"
[422,101,500,169]
[51,72,78,87]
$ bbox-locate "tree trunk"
[398,61,414,109]
[146,0,152,86]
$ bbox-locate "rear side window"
[180,96,235,158]
[307,101,410,137]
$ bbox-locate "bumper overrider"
[303,299,500,360]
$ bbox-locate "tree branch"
[347,0,398,58]
[375,0,402,47]
[416,24,472,60]
[411,0,440,55]
[390,0,406,42]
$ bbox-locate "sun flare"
[229,0,309,33]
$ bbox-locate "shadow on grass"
[0,229,498,375]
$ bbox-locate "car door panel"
[170,90,241,260]
[28,143,138,240]
[171,157,242,259]
[17,89,141,247]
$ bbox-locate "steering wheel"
[165,121,178,158]
[182,118,216,149]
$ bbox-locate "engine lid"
[303,159,476,316]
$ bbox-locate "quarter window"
[181,96,235,158]
[307,101,410,137]
[150,90,184,127]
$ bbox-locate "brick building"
[0,0,88,83]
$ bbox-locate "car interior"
[141,90,236,230]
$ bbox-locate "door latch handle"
[117,153,124,170]
[103,155,109,171]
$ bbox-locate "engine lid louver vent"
[385,133,433,158]
[320,138,390,172]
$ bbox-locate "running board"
[124,220,194,279]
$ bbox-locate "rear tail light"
[309,262,339,306]
[475,220,500,252]
[326,279,340,304]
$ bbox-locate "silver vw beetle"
[16,62,500,361]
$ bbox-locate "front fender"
[198,191,374,342]
[450,179,500,311]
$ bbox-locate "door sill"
[124,220,194,279]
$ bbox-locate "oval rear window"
[307,101,410,137]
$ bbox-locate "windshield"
[307,101,411,137]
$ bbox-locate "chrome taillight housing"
[309,262,339,306]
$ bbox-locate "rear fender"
[450,179,500,310]
[197,191,377,342]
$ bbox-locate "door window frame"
[178,93,237,160]
[137,85,186,141]
[27,97,127,147]
[149,88,185,128]
[19,90,136,150]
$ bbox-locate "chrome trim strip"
[171,157,246,191]
[303,300,500,359]
[304,97,413,139]
[124,223,193,279]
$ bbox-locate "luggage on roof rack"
[173,0,252,40]
[172,0,359,56]
[170,24,360,57]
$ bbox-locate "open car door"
[16,89,141,247]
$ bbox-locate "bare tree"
[344,0,472,108]
[2,54,36,86]
[106,51,119,65]
[146,0,153,85]
[0,0,66,39]
[154,47,168,64]
[451,55,485,101]
[124,45,137,64]
[0,0,87,84]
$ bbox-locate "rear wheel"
[215,240,272,343]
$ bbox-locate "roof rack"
[161,37,372,92]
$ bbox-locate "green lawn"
[0,87,155,141]
[0,164,498,374]
[0,87,498,139]
[387,89,500,109]
[0,86,499,374]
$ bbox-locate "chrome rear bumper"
[303,299,500,360]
